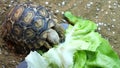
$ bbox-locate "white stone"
[107,28,110,31]
[11,0,14,3]
[108,1,111,4]
[96,8,100,11]
[105,11,108,14]
[103,24,107,26]
[95,16,98,18]
[101,9,104,11]
[112,31,115,34]
[62,1,65,6]
[73,3,77,7]
[112,25,115,27]
[45,2,49,5]
[112,19,116,21]
[87,3,91,7]
[61,11,64,14]
[55,10,59,13]
[98,27,101,30]
[58,3,61,6]
[90,2,93,5]
[8,4,11,7]
[108,5,111,8]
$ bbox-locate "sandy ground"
[0,0,120,68]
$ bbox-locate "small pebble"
[107,28,110,31]
[113,2,117,6]
[108,1,111,4]
[108,5,112,8]
[61,11,64,14]
[58,3,61,6]
[90,2,93,5]
[8,4,12,7]
[101,9,104,11]
[61,1,66,6]
[98,27,101,30]
[45,1,49,5]
[105,11,108,14]
[98,22,103,25]
[55,10,59,13]
[112,31,115,34]
[96,23,99,26]
[103,24,107,26]
[95,16,98,19]
[73,3,77,7]
[96,8,100,11]
[112,25,115,27]
[118,5,120,7]
[11,0,14,3]
[113,12,116,14]
[12,60,16,63]
[112,46,114,48]
[87,3,91,7]
[112,19,116,21]
[86,3,92,8]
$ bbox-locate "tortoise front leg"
[40,29,60,45]
[53,23,65,43]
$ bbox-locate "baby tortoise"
[1,3,65,54]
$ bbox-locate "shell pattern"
[2,3,65,54]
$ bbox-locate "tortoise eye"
[14,6,24,21]
[34,19,44,28]
[24,11,34,24]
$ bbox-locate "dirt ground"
[0,0,120,68]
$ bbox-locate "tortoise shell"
[1,3,65,54]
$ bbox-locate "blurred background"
[0,0,120,67]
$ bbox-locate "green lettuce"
[25,11,120,68]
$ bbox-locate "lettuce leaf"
[25,11,120,68]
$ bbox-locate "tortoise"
[1,3,65,54]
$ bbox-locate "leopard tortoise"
[1,3,65,54]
